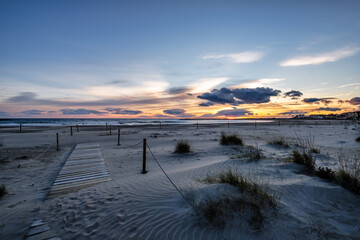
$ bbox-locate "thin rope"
[146,143,227,240]
[121,140,144,148]
[33,144,52,160]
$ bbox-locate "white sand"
[0,121,360,239]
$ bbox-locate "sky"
[0,0,359,119]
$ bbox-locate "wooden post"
[142,138,147,174]
[254,121,257,128]
[197,122,198,130]
[278,121,280,126]
[56,133,59,151]
[160,122,162,130]
[228,121,229,128]
[106,123,108,131]
[117,129,120,146]
[19,124,22,133]
[70,126,73,136]
[109,125,112,135]
[76,124,79,132]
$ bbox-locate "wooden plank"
[48,143,111,197]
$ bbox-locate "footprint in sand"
[117,210,128,225]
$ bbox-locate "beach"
[1,120,360,240]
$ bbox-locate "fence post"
[56,133,59,151]
[109,125,112,135]
[19,124,22,133]
[106,123,108,131]
[142,138,147,174]
[117,129,120,146]
[76,124,79,132]
[160,122,161,130]
[70,126,73,136]
[197,122,198,130]
[228,121,229,128]
[254,121,257,128]
[278,121,280,126]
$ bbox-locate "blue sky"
[0,0,359,118]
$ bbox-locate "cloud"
[233,78,285,88]
[303,98,334,105]
[105,108,142,115]
[199,101,215,107]
[7,92,36,102]
[338,83,360,88]
[20,109,45,115]
[188,78,228,94]
[166,87,190,95]
[197,88,237,105]
[202,51,264,63]
[284,90,303,98]
[201,108,252,118]
[163,109,194,118]
[0,111,9,117]
[349,97,360,105]
[232,87,281,104]
[60,108,106,115]
[280,110,306,115]
[280,46,360,66]
[198,87,281,106]
[316,107,341,112]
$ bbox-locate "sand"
[0,120,359,240]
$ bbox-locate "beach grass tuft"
[335,151,360,194]
[197,169,279,229]
[356,136,360,142]
[0,184,7,198]
[268,136,289,147]
[316,166,335,180]
[220,132,243,146]
[174,140,191,154]
[291,149,316,171]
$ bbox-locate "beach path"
[48,142,111,197]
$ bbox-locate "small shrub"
[0,184,7,198]
[291,149,315,171]
[335,170,360,194]
[310,148,320,154]
[316,166,335,180]
[220,132,243,145]
[174,140,190,154]
[356,136,360,142]
[268,136,289,147]
[199,170,279,229]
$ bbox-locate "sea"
[0,118,273,127]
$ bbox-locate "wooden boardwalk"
[48,143,111,197]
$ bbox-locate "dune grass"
[268,136,289,147]
[0,184,7,198]
[220,132,243,146]
[197,169,279,229]
[356,136,360,142]
[335,152,360,194]
[174,140,191,154]
[291,149,316,171]
[231,145,263,162]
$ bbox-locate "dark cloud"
[47,111,57,114]
[60,108,106,115]
[198,87,281,106]
[280,110,306,115]
[232,87,281,104]
[166,87,190,95]
[199,101,215,107]
[20,109,45,115]
[201,108,252,117]
[163,109,186,115]
[163,109,194,118]
[6,92,193,107]
[284,90,303,98]
[198,88,237,105]
[0,111,9,117]
[303,98,334,105]
[349,97,360,105]
[317,107,341,111]
[105,80,128,85]
[105,108,142,115]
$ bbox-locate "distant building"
[293,111,359,120]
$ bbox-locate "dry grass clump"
[268,136,289,147]
[231,146,263,162]
[315,167,335,180]
[220,132,243,146]
[0,184,7,198]
[291,149,316,171]
[295,133,320,154]
[356,136,360,142]
[174,140,191,154]
[197,170,279,229]
[335,152,360,194]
